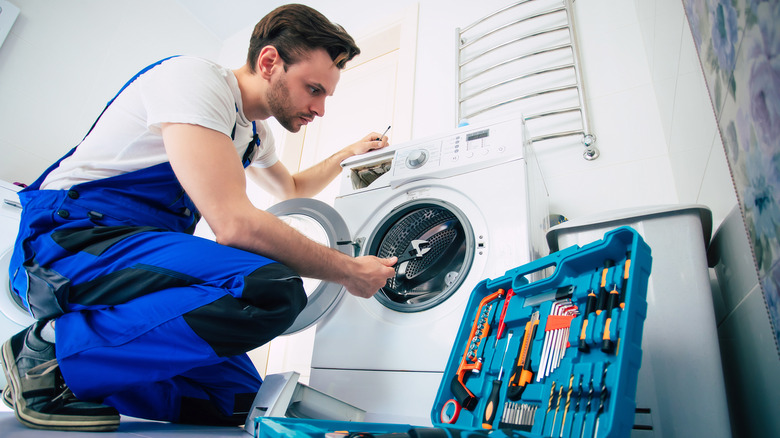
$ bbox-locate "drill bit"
[560,374,575,437]
[594,364,610,437]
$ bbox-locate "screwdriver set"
[434,226,651,437]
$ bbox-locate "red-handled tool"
[494,289,515,347]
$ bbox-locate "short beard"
[267,73,309,133]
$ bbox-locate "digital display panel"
[466,129,489,141]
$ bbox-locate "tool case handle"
[487,227,643,300]
[485,244,580,298]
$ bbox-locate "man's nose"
[311,97,326,118]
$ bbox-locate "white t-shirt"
[41,56,279,191]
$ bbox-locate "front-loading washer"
[0,180,36,391]
[267,117,549,425]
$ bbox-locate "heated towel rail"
[457,0,599,160]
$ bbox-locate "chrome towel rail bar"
[456,0,599,160]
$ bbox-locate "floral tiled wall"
[682,0,779,353]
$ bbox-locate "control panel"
[391,119,525,184]
[338,118,529,193]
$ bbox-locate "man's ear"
[257,46,282,79]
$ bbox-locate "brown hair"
[247,4,360,72]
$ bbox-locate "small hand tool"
[560,374,575,437]
[546,380,556,427]
[601,282,620,353]
[572,374,583,434]
[500,402,537,430]
[538,301,576,381]
[603,254,632,352]
[507,311,539,400]
[577,288,597,352]
[375,125,391,141]
[450,290,502,410]
[593,364,610,437]
[549,303,578,375]
[580,261,613,352]
[579,375,594,438]
[549,381,564,436]
[494,288,515,347]
[596,260,614,314]
[482,331,513,429]
[619,252,631,309]
[537,303,559,381]
[615,252,632,354]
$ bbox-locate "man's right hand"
[341,255,398,299]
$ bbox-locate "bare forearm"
[218,207,396,298]
[265,132,390,200]
[289,149,351,198]
[217,207,351,282]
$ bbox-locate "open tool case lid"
[433,226,651,437]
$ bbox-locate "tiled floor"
[0,403,247,437]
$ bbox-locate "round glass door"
[266,198,353,335]
[366,199,474,312]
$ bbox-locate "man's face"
[267,48,340,133]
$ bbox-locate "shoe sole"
[1,338,120,431]
[2,384,12,408]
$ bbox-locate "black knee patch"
[178,392,256,426]
[183,263,307,357]
[241,263,306,308]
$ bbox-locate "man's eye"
[309,87,320,95]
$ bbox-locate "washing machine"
[0,180,35,391]
[267,117,549,426]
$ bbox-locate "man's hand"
[343,131,391,157]
[248,131,392,200]
[341,255,398,298]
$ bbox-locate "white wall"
[634,0,737,228]
[0,0,222,185]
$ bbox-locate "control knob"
[406,149,428,169]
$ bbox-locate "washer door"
[367,199,474,313]
[1,184,35,356]
[0,247,34,329]
[266,198,353,335]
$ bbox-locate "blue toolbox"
[253,226,652,438]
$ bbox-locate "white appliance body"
[305,118,549,425]
[0,180,35,390]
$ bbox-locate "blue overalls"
[7,58,307,425]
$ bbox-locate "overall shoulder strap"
[83,55,181,141]
[241,122,260,167]
[24,56,182,191]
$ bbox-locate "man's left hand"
[346,131,391,156]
